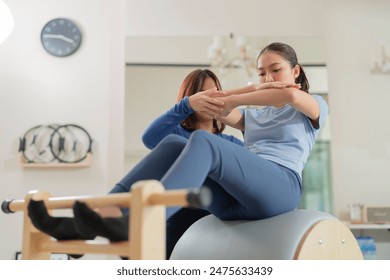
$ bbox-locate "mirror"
[124,36,332,213]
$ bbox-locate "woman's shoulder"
[311,94,328,108]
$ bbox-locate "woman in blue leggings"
[114,131,302,219]
[28,42,328,258]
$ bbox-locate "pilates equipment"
[170,209,363,260]
[3,180,363,260]
[2,180,211,260]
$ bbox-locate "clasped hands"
[188,82,301,118]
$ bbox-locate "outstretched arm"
[224,81,298,95]
[218,84,320,127]
[214,82,313,131]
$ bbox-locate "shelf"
[19,153,92,168]
[343,221,390,230]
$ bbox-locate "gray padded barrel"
[170,209,336,260]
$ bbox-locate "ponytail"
[296,65,310,93]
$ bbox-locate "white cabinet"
[344,222,390,260]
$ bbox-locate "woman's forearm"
[224,84,258,95]
[228,88,295,108]
[224,82,298,96]
[226,87,320,121]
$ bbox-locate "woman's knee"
[158,134,188,148]
[187,130,218,148]
[189,130,212,140]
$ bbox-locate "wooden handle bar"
[2,188,211,214]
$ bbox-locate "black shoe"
[27,199,97,259]
[73,201,129,242]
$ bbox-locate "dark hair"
[177,69,226,133]
[258,42,310,93]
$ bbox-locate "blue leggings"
[110,130,302,220]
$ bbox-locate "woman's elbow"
[285,88,301,106]
[141,133,155,150]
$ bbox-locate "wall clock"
[40,18,82,57]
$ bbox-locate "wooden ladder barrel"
[1,180,211,260]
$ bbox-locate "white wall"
[325,0,390,219]
[323,1,390,258]
[0,0,125,259]
[126,0,325,37]
[125,36,327,65]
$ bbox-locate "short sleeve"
[313,95,329,129]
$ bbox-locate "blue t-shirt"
[242,94,328,178]
[142,96,244,149]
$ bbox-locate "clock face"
[41,18,82,57]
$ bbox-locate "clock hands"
[43,34,75,44]
[41,18,82,57]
